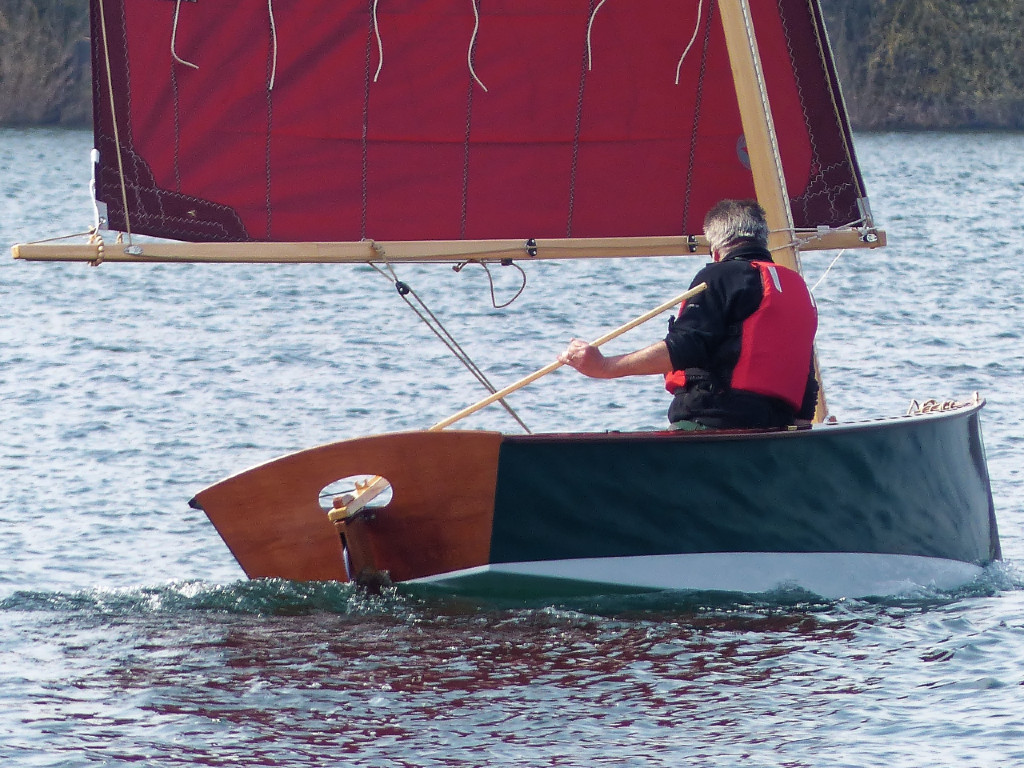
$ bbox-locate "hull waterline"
[190,401,998,599]
[407,553,985,600]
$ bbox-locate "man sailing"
[559,199,819,430]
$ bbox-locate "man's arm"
[558,339,673,379]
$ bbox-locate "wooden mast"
[718,0,827,419]
[719,0,799,268]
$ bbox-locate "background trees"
[0,0,89,125]
[1,0,1021,129]
[821,0,1024,129]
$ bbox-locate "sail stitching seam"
[171,65,181,195]
[264,3,275,238]
[739,0,793,235]
[779,0,860,227]
[682,0,715,233]
[568,0,597,238]
[361,2,374,239]
[778,3,818,224]
[780,2,826,224]
[806,0,866,212]
[461,28,477,239]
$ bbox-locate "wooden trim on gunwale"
[12,229,883,264]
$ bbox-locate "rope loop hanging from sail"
[267,0,279,91]
[585,0,609,71]
[370,0,487,90]
[371,0,384,82]
[809,249,846,294]
[467,0,488,91]
[452,260,527,309]
[675,0,705,84]
[368,262,532,433]
[171,0,199,69]
[587,0,706,83]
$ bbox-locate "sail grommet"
[525,238,538,257]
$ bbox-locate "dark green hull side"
[490,404,998,567]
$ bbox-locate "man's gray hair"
[702,199,769,253]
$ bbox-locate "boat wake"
[0,579,408,618]
[2,560,1021,619]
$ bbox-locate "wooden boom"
[12,229,882,264]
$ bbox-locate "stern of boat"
[190,431,503,583]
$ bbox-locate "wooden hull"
[190,402,999,598]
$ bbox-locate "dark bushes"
[0,0,89,125]
[1,0,1022,130]
[821,0,1024,130]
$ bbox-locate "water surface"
[2,129,1024,766]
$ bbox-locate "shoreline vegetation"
[0,0,1021,131]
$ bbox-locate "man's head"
[703,199,769,259]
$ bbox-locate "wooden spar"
[11,228,882,264]
[718,0,799,270]
[429,282,709,431]
[718,0,829,420]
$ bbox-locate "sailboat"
[13,0,999,598]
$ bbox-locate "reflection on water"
[4,577,1024,766]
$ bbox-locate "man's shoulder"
[696,258,760,286]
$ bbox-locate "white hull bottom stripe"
[408,552,983,599]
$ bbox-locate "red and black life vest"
[664,261,816,411]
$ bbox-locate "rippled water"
[2,129,1024,766]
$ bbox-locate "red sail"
[91,0,866,243]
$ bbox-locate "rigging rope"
[764,220,867,295]
[768,216,868,254]
[765,220,862,293]
[96,0,132,245]
[368,262,532,433]
[809,249,846,294]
